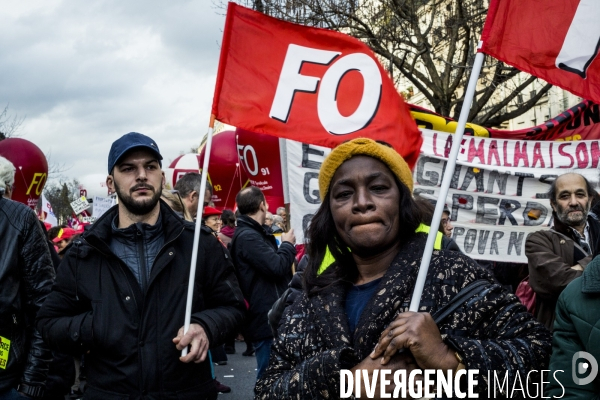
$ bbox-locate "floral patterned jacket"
[255,234,552,399]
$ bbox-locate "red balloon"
[168,153,202,189]
[199,130,249,211]
[168,131,249,211]
[235,128,285,212]
[0,138,48,209]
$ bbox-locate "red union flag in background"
[211,2,422,168]
[481,0,600,103]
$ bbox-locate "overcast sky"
[1,0,227,185]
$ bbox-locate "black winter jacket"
[230,216,295,342]
[256,234,552,399]
[36,201,246,400]
[0,197,55,396]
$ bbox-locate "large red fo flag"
[211,2,422,168]
[481,0,600,103]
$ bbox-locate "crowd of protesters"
[1,132,600,399]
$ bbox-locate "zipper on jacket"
[137,229,148,294]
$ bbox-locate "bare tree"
[237,0,551,127]
[0,104,25,139]
[43,179,80,226]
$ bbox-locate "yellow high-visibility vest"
[317,224,442,275]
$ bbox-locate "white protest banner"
[93,196,116,219]
[286,140,331,244]
[82,216,97,224]
[41,193,57,227]
[70,196,90,215]
[417,129,600,262]
[285,130,600,263]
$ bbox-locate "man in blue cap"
[37,132,245,399]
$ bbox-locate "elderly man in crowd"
[526,172,600,329]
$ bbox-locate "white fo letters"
[270,43,382,135]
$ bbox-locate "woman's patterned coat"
[255,234,552,399]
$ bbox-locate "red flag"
[481,0,600,103]
[212,2,422,168]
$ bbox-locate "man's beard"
[114,180,162,216]
[555,202,589,226]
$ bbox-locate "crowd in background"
[1,133,600,400]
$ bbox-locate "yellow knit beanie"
[319,138,413,201]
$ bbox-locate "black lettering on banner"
[476,196,499,225]
[490,231,504,255]
[451,194,473,221]
[440,162,462,189]
[464,229,477,253]
[584,103,600,126]
[415,119,434,130]
[303,172,320,204]
[498,199,521,226]
[452,227,465,242]
[486,170,508,195]
[413,188,435,197]
[302,214,314,237]
[478,230,490,254]
[523,201,549,226]
[515,173,534,196]
[460,167,485,192]
[508,232,525,256]
[416,156,440,186]
[302,144,325,169]
[536,175,558,199]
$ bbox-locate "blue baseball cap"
[108,132,163,174]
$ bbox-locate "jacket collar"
[236,215,267,235]
[582,256,600,294]
[83,199,186,253]
[552,212,600,253]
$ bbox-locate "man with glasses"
[440,210,454,238]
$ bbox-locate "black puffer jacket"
[0,197,55,396]
[255,233,552,399]
[230,216,295,342]
[36,201,246,400]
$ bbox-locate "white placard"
[70,196,91,215]
[93,196,116,219]
[285,129,600,262]
[286,140,331,244]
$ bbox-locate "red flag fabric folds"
[211,2,422,168]
[481,0,600,104]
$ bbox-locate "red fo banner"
[211,2,422,168]
[481,0,600,104]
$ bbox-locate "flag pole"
[182,115,216,356]
[409,47,485,312]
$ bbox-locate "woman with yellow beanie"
[255,138,551,399]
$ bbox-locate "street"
[215,342,257,399]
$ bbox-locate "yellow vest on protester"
[317,224,442,275]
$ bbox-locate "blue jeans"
[0,388,22,400]
[253,339,273,380]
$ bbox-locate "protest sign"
[286,130,600,262]
[286,140,331,244]
[416,129,600,262]
[70,196,90,215]
[92,196,116,219]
